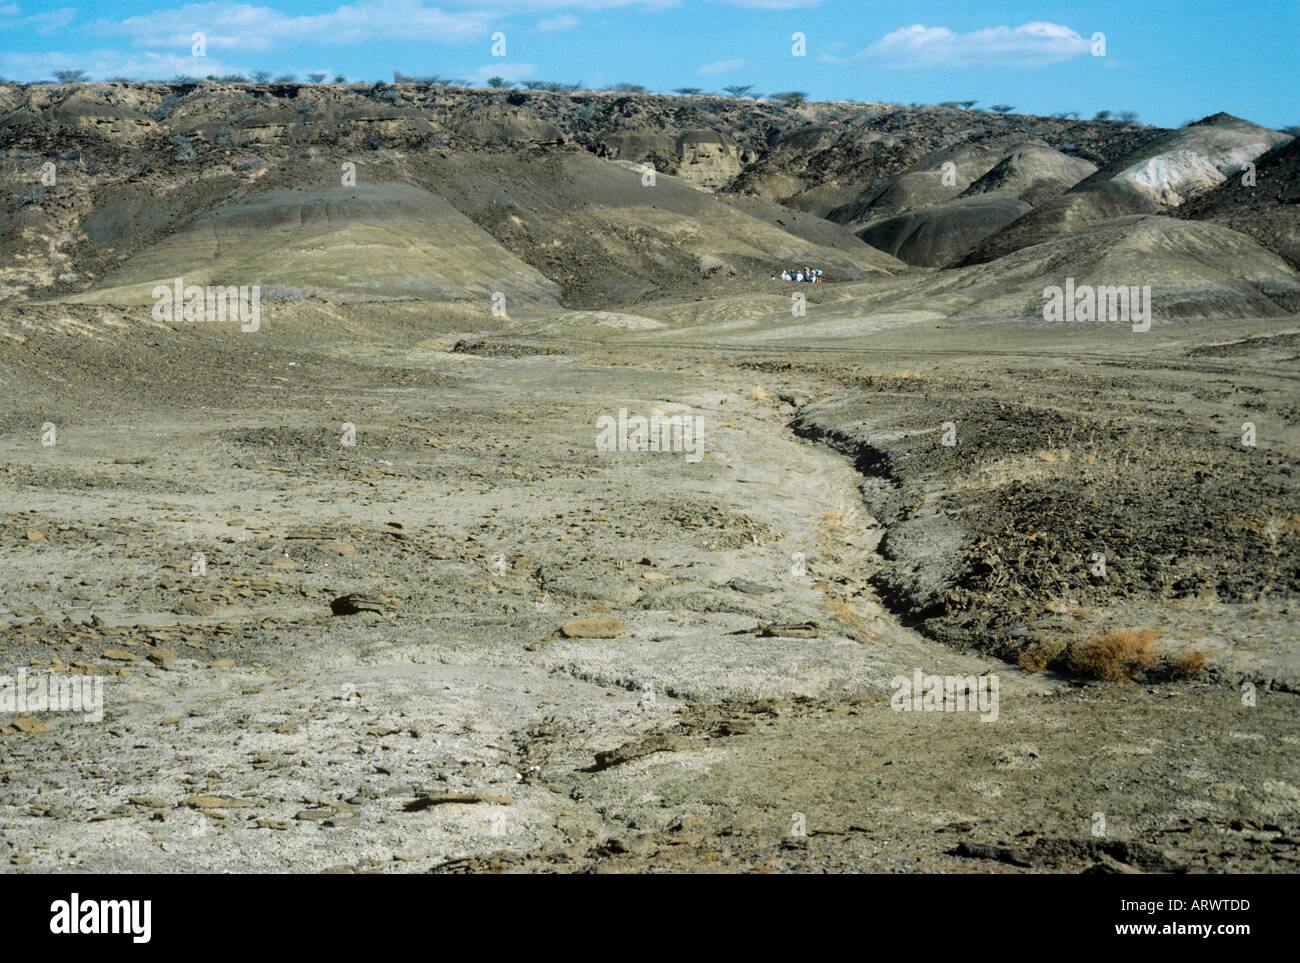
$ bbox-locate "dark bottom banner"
[0,872,1275,950]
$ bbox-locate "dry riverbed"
[0,307,1295,872]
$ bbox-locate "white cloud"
[98,2,494,51]
[698,56,743,75]
[444,0,676,9]
[0,5,76,33]
[537,13,578,31]
[0,48,245,80]
[710,0,820,8]
[92,0,682,52]
[862,22,1092,68]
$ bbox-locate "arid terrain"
[0,83,1296,873]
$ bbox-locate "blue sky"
[0,0,1294,128]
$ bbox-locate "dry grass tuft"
[1168,649,1212,679]
[1017,636,1068,672]
[821,510,851,532]
[1067,628,1162,682]
[824,598,880,645]
[1044,598,1093,617]
[820,495,859,533]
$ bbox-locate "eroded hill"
[0,82,1294,323]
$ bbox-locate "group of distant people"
[775,266,823,283]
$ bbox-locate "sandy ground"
[0,303,1296,873]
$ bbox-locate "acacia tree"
[722,84,753,97]
[771,91,807,107]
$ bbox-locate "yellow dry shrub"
[1168,649,1212,679]
[1067,628,1162,683]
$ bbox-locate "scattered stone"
[147,648,178,666]
[594,733,689,771]
[319,542,357,556]
[759,622,821,638]
[560,617,627,639]
[11,717,51,734]
[404,793,513,811]
[547,574,641,605]
[176,600,217,617]
[727,577,777,595]
[330,594,385,616]
[181,795,252,809]
[295,808,335,821]
[953,837,1186,873]
[101,649,136,662]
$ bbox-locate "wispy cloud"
[0,48,244,80]
[91,0,682,53]
[698,56,744,75]
[709,0,820,8]
[537,13,578,31]
[96,2,494,51]
[0,4,77,34]
[856,22,1092,68]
